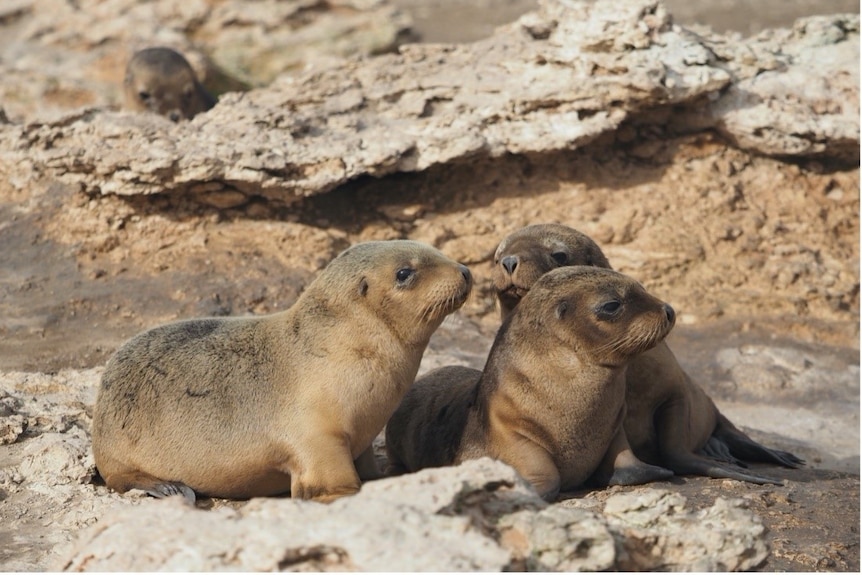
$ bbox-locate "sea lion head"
[493,223,610,318]
[517,266,675,367]
[124,47,215,122]
[320,240,473,345]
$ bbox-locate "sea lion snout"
[500,255,518,275]
[663,303,675,325]
[458,263,472,288]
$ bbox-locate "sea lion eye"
[551,252,568,265]
[596,300,622,318]
[395,268,415,283]
[138,91,151,101]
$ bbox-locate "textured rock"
[53,458,771,572]
[0,0,412,121]
[498,505,618,571]
[603,489,769,571]
[1,0,856,207]
[706,15,859,161]
[56,460,520,572]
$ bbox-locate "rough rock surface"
[0,0,857,206]
[53,458,770,572]
[0,0,412,121]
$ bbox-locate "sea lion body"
[492,224,803,484]
[386,266,675,500]
[93,240,472,503]
[123,47,216,122]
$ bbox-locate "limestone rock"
[56,460,519,572]
[17,427,95,488]
[603,489,768,571]
[2,0,856,207]
[54,458,770,572]
[0,0,412,121]
[499,505,618,571]
[707,15,859,162]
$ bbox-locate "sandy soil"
[0,0,859,571]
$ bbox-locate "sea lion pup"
[92,240,472,504]
[123,47,217,122]
[386,266,676,501]
[492,223,804,484]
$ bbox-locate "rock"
[2,0,856,206]
[0,0,412,121]
[0,412,26,445]
[56,460,519,572]
[714,344,861,399]
[603,489,769,571]
[17,427,95,488]
[54,457,770,572]
[707,15,860,162]
[498,505,618,571]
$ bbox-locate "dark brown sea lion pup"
[492,223,803,484]
[92,240,472,504]
[386,266,676,501]
[123,47,217,122]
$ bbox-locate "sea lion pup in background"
[386,266,676,501]
[492,223,803,484]
[92,240,472,504]
[123,47,217,122]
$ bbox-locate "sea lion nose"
[664,304,675,324]
[168,110,181,122]
[501,255,518,275]
[459,264,472,286]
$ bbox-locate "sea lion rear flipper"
[712,412,805,468]
[699,435,748,467]
[656,402,785,485]
[590,426,673,487]
[146,481,197,504]
[107,471,197,504]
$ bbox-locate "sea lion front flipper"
[494,429,561,502]
[656,401,785,485]
[354,446,383,481]
[712,412,805,468]
[591,426,673,487]
[289,432,362,503]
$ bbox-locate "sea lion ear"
[358,278,368,297]
[594,249,612,270]
[555,300,568,320]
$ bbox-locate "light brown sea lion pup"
[492,223,804,484]
[386,266,676,501]
[123,47,217,122]
[92,240,472,504]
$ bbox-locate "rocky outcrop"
[0,0,412,121]
[706,14,859,161]
[53,458,768,572]
[0,0,856,207]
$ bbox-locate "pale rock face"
[0,0,857,207]
[52,458,769,572]
[0,0,412,121]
